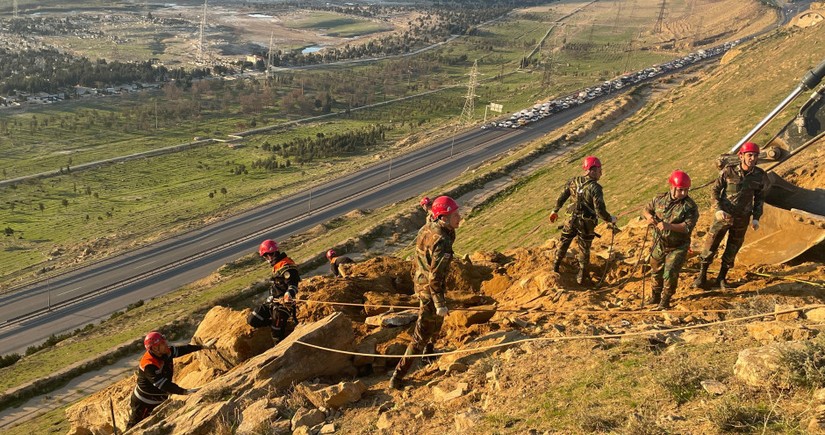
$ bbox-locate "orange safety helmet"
[738,142,760,155]
[420,196,431,208]
[326,249,337,260]
[258,239,279,257]
[582,156,602,171]
[144,331,167,352]
[668,170,691,189]
[431,196,459,220]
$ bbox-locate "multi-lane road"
[0,98,604,355]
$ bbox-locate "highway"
[0,99,600,355]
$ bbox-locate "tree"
[61,199,69,208]
[38,203,44,213]
[4,227,13,237]
[220,187,227,195]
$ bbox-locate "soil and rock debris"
[67,205,824,434]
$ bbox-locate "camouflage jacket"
[553,176,612,222]
[645,192,699,249]
[413,220,456,309]
[713,164,768,220]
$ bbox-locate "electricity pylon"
[197,0,207,64]
[459,60,479,124]
[653,0,667,34]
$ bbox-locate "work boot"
[576,268,592,286]
[650,287,662,306]
[422,343,436,365]
[712,265,730,290]
[389,375,404,390]
[552,258,562,273]
[692,262,710,289]
[651,290,673,311]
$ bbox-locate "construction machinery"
[723,57,825,265]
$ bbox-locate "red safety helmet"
[738,142,760,155]
[431,196,459,220]
[668,170,691,189]
[144,331,167,352]
[582,156,602,171]
[258,239,278,257]
[326,249,337,260]
[420,196,431,208]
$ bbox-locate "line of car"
[482,39,743,131]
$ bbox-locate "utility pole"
[267,31,275,80]
[197,0,207,64]
[13,0,18,18]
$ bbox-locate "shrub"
[0,353,21,369]
[709,396,773,432]
[780,335,825,389]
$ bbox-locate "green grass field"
[0,0,775,286]
[286,11,391,37]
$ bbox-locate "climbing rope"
[681,267,825,287]
[296,298,733,314]
[295,304,825,358]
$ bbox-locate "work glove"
[715,210,730,222]
[283,292,294,304]
[610,215,617,224]
[751,219,760,231]
[186,388,200,395]
[201,338,217,350]
[549,212,558,223]
[436,307,449,317]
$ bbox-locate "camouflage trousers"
[556,215,598,270]
[649,242,688,292]
[699,215,750,269]
[393,292,444,378]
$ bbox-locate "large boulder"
[295,380,367,409]
[176,306,273,387]
[65,376,134,435]
[66,306,273,435]
[131,313,356,435]
[733,342,806,389]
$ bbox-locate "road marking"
[57,286,82,297]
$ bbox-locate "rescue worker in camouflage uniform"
[389,196,460,390]
[693,142,768,290]
[550,156,617,285]
[643,170,700,310]
[247,239,301,344]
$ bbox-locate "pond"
[301,45,323,54]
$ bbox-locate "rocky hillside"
[67,203,825,434]
[64,7,825,435]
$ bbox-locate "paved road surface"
[0,98,603,355]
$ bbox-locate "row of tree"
[0,47,216,95]
[252,125,389,169]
